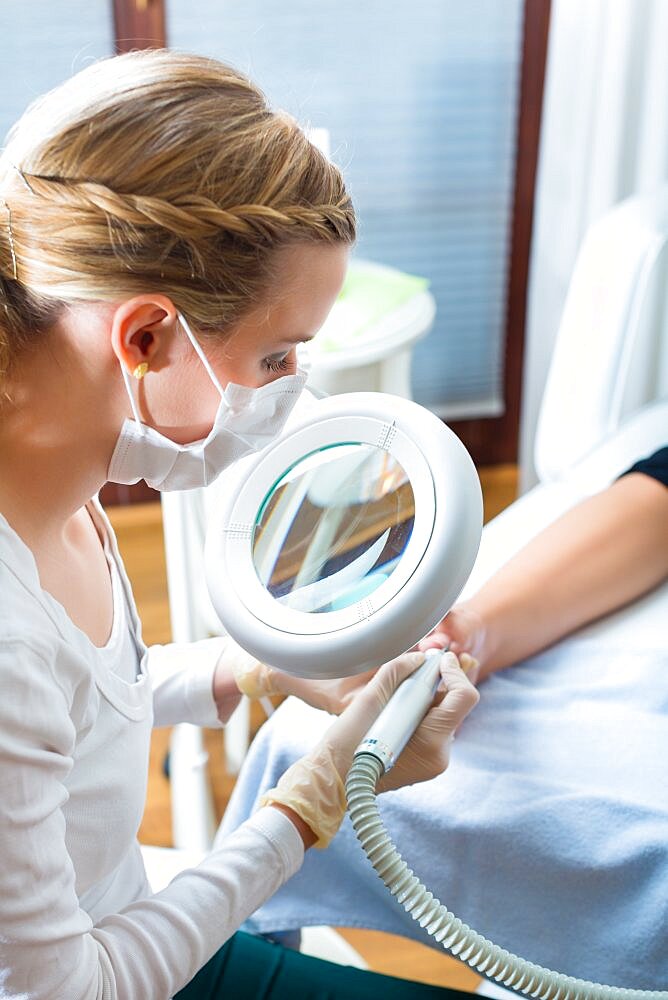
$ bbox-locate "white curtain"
[519,0,668,490]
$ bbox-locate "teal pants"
[175,931,474,999]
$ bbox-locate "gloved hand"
[260,650,479,848]
[229,638,379,714]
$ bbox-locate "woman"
[0,51,479,999]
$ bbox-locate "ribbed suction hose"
[346,754,668,1000]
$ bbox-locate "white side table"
[308,282,436,401]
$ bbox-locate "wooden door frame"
[448,0,551,465]
[111,0,167,53]
[100,1,167,505]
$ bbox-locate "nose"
[284,346,299,368]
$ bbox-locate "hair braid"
[20,174,352,244]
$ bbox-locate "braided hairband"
[12,168,349,239]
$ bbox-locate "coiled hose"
[346,753,668,1000]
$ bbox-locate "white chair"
[533,183,668,483]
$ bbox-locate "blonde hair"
[0,49,355,380]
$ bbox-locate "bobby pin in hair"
[0,198,18,280]
[10,162,34,194]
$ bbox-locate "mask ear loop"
[119,312,225,425]
[177,312,226,396]
[295,340,313,375]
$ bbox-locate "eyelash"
[263,355,291,373]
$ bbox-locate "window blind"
[168,0,524,417]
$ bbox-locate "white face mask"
[107,313,308,491]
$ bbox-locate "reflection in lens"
[252,443,414,613]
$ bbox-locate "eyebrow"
[266,334,313,355]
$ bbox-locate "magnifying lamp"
[205,390,483,680]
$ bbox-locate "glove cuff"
[231,656,279,700]
[259,746,347,849]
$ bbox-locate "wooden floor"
[107,464,518,994]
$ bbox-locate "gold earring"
[132,362,149,380]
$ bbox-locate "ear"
[110,295,178,376]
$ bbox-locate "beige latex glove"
[230,639,379,714]
[227,642,271,700]
[260,650,479,848]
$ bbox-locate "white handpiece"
[354,648,446,773]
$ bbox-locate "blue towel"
[217,617,668,991]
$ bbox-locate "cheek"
[210,352,265,389]
[147,365,223,443]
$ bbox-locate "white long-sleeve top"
[0,500,304,1000]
